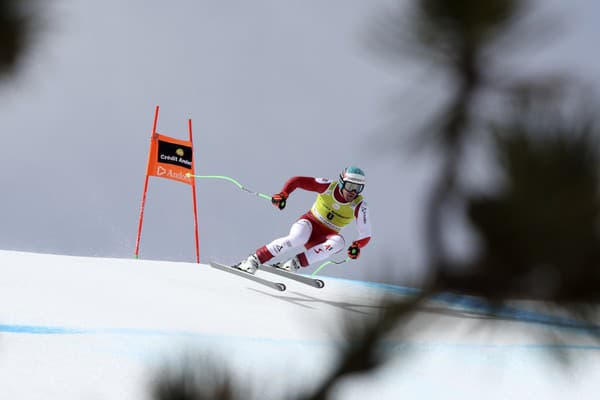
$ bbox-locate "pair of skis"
[209,261,325,292]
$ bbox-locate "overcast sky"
[1,0,600,284]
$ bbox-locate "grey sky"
[1,0,600,284]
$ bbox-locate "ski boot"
[236,254,260,274]
[279,256,300,272]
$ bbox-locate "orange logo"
[147,134,194,185]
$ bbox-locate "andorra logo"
[156,166,188,181]
[176,148,184,157]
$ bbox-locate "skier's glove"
[347,241,361,259]
[271,192,288,210]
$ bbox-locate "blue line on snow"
[0,324,85,334]
[313,276,600,336]
[2,279,598,341]
[0,324,210,337]
[2,323,600,353]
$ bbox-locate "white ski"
[209,262,286,292]
[260,264,325,289]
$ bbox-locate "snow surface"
[0,250,598,399]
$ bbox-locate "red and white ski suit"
[255,176,372,267]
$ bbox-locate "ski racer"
[237,166,372,274]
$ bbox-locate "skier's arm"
[348,201,371,258]
[271,177,330,210]
[280,176,331,197]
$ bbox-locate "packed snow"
[0,250,598,399]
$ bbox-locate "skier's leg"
[255,219,312,264]
[239,220,312,274]
[280,234,345,271]
[303,234,345,265]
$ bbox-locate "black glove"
[347,241,361,259]
[271,192,288,210]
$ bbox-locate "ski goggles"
[340,180,364,194]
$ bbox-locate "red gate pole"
[189,118,200,263]
[134,105,160,259]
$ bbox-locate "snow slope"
[0,250,598,399]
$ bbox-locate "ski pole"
[311,257,350,276]
[186,174,272,201]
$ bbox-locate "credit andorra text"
[156,167,191,180]
[159,154,192,167]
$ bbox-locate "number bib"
[310,182,362,231]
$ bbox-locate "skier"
[236,166,372,274]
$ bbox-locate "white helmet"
[339,166,366,193]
